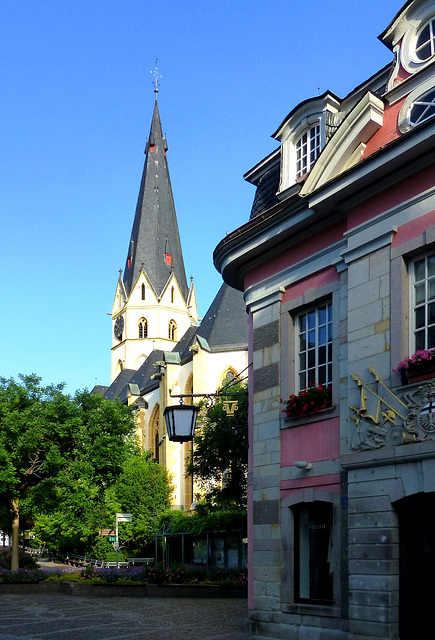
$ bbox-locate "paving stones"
[0,593,250,640]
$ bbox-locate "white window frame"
[295,124,321,179]
[415,17,435,62]
[400,7,435,75]
[295,301,333,392]
[398,76,435,133]
[410,252,435,352]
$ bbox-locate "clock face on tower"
[114,315,124,340]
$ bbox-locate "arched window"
[168,320,177,341]
[138,318,148,339]
[409,87,435,128]
[171,286,175,303]
[222,368,237,386]
[141,283,146,300]
[415,17,435,62]
[115,359,123,377]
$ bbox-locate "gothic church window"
[139,318,148,339]
[168,320,177,341]
[141,283,146,300]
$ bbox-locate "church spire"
[122,92,188,300]
[123,95,188,300]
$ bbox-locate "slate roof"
[101,283,247,402]
[249,162,280,219]
[122,98,189,301]
[196,283,248,351]
[103,369,137,400]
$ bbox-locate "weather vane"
[151,59,161,95]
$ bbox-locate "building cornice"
[214,118,435,291]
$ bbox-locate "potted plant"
[281,384,332,418]
[393,349,435,384]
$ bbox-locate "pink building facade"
[214,2,435,638]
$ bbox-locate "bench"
[127,557,155,566]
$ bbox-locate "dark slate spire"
[122,97,189,300]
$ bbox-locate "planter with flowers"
[281,384,332,419]
[394,349,435,384]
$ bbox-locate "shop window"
[294,502,333,604]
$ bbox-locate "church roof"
[196,283,248,351]
[103,368,137,400]
[122,98,189,300]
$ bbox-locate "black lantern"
[163,404,200,442]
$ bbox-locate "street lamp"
[163,366,250,443]
[163,404,200,442]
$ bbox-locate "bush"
[0,568,46,583]
[0,562,248,585]
[0,547,38,570]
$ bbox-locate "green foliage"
[0,548,38,570]
[160,503,246,536]
[186,383,248,508]
[0,374,137,563]
[106,452,174,554]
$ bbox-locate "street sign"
[99,528,115,536]
[113,542,119,551]
[117,513,132,522]
[108,536,116,542]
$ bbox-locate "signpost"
[115,513,132,569]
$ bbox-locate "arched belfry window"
[139,318,148,339]
[168,320,177,341]
[222,368,237,386]
[141,283,146,300]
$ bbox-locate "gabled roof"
[122,98,189,301]
[196,283,248,351]
[126,349,166,395]
[104,368,137,400]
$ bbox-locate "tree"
[106,453,174,554]
[186,383,248,508]
[0,374,136,569]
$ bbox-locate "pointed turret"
[123,97,189,300]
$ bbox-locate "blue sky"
[1,0,401,394]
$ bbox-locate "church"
[94,90,248,512]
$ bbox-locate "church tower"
[111,91,198,382]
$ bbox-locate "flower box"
[394,349,435,384]
[281,385,332,418]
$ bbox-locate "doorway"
[397,492,435,639]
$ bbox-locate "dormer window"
[415,17,435,62]
[296,124,321,179]
[398,79,435,133]
[272,93,341,194]
[409,87,435,127]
